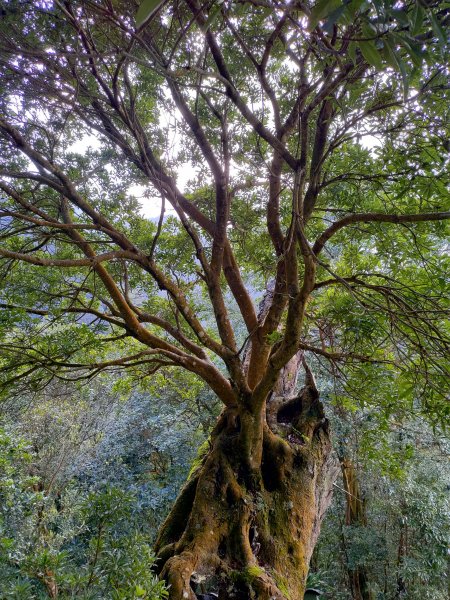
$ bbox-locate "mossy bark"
[155,383,338,600]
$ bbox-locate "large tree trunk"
[154,372,338,600]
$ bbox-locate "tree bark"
[395,509,408,599]
[341,459,375,600]
[155,377,338,600]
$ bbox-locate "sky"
[69,135,180,220]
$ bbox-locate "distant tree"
[314,413,450,600]
[0,377,198,599]
[0,421,168,599]
[0,1,448,598]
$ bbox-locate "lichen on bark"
[155,373,339,600]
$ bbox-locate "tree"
[0,420,169,600]
[0,370,215,599]
[313,412,450,600]
[0,1,449,598]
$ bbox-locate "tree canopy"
[0,0,448,419]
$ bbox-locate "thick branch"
[184,0,299,170]
[313,211,450,255]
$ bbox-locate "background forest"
[1,366,448,599]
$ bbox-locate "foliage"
[0,0,448,597]
[0,0,447,420]
[313,412,450,600]
[0,475,168,599]
[0,375,216,598]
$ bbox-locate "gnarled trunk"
[155,377,338,600]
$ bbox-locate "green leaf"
[348,41,357,65]
[232,2,248,18]
[135,584,146,596]
[411,3,424,36]
[399,383,413,401]
[309,0,342,30]
[361,21,378,39]
[346,0,365,18]
[403,36,426,67]
[380,38,398,69]
[389,8,409,28]
[201,4,222,33]
[384,37,409,100]
[323,3,348,33]
[359,40,383,70]
[429,12,446,45]
[136,0,165,28]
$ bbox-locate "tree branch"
[313,212,450,255]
